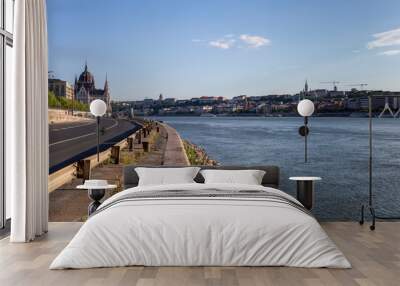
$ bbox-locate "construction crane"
[320,81,340,91]
[346,83,368,91]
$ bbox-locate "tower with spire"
[103,74,111,112]
[74,62,111,112]
[299,79,309,101]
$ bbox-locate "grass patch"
[184,140,217,166]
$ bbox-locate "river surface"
[153,116,400,221]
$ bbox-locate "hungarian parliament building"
[74,63,111,112]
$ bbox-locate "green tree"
[48,90,89,112]
[48,91,60,108]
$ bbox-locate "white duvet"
[50,183,351,269]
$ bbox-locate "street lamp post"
[90,99,107,162]
[297,99,315,163]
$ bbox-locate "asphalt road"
[49,118,140,173]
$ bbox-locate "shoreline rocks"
[183,140,218,166]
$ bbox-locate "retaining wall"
[48,109,91,124]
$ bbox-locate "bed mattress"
[50,183,350,269]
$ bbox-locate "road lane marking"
[50,132,96,146]
[49,119,119,147]
[51,121,95,131]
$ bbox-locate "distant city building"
[312,89,328,98]
[163,98,176,106]
[176,99,190,105]
[213,103,236,114]
[359,97,383,110]
[359,92,400,110]
[232,95,247,102]
[48,78,74,100]
[190,98,200,104]
[112,86,400,116]
[248,96,266,102]
[198,96,225,104]
[74,63,111,112]
[329,90,345,97]
[256,103,272,114]
[143,98,154,106]
[346,98,360,110]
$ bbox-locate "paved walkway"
[162,123,190,166]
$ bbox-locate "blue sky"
[47,0,400,101]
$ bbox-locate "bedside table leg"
[297,181,314,210]
[88,201,101,216]
[88,189,105,216]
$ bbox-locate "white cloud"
[352,49,360,53]
[378,49,400,56]
[208,34,271,50]
[367,27,400,49]
[191,39,203,43]
[209,38,236,49]
[239,34,271,48]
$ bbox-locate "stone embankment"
[183,140,218,166]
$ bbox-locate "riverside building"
[48,78,74,100]
[74,63,111,112]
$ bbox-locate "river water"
[153,116,400,221]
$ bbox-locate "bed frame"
[123,165,280,189]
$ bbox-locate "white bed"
[50,183,351,269]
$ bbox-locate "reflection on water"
[154,116,400,221]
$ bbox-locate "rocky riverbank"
[183,140,218,166]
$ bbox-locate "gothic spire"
[104,73,109,91]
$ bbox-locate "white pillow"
[200,169,266,185]
[135,167,201,186]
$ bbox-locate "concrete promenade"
[162,123,190,166]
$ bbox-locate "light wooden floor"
[0,222,399,286]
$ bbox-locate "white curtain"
[7,0,49,242]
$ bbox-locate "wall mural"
[46,0,400,222]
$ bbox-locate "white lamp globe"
[90,99,107,117]
[297,99,315,117]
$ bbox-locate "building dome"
[78,63,94,84]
